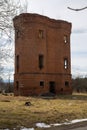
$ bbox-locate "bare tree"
[0,44,4,78]
[0,0,24,36]
[0,0,26,80]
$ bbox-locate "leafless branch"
[68,6,87,11]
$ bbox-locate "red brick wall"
[13,13,72,96]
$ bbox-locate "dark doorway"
[16,81,19,90]
[49,81,56,94]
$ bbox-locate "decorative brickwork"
[13,13,72,96]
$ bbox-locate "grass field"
[0,93,87,129]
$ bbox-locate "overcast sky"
[20,0,87,77]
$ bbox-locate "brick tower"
[13,13,72,96]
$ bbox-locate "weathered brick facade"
[13,13,72,96]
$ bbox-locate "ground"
[0,93,87,129]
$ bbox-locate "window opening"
[39,55,44,69]
[49,81,56,94]
[16,55,19,72]
[64,35,68,43]
[39,30,44,38]
[64,58,68,69]
[61,88,63,92]
[16,29,20,39]
[40,81,44,87]
[16,81,19,90]
[65,81,69,87]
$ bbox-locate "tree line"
[72,77,87,93]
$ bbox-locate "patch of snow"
[70,119,87,124]
[4,128,34,130]
[51,123,62,126]
[36,119,87,128]
[3,119,87,130]
[21,128,34,130]
[60,119,87,125]
[59,119,87,126]
[63,122,71,125]
[36,123,51,128]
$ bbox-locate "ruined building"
[13,13,72,96]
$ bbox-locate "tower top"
[13,13,72,32]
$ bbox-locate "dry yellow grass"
[0,93,87,129]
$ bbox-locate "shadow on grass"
[40,92,87,101]
[56,93,87,101]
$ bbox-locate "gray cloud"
[72,29,87,34]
